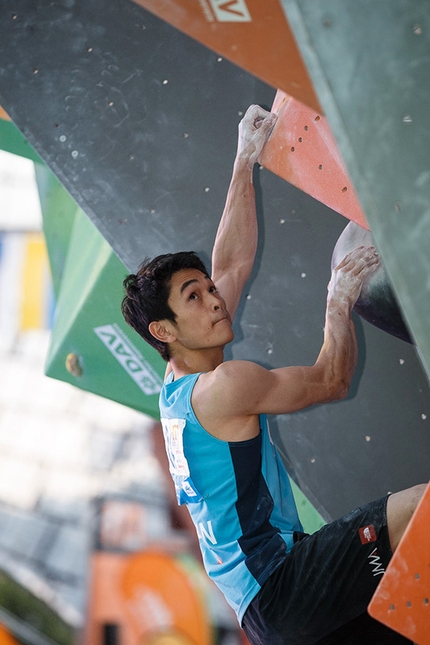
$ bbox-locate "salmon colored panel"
[368,482,430,644]
[0,107,10,120]
[260,90,369,230]
[131,0,321,112]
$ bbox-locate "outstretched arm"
[194,247,380,440]
[211,105,277,321]
[237,246,380,412]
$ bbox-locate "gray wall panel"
[281,0,430,380]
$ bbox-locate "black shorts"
[242,496,413,645]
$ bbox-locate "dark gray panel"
[238,174,430,520]
[0,0,272,267]
[1,0,429,520]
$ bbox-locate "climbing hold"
[331,222,413,344]
[65,353,83,377]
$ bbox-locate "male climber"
[122,105,425,644]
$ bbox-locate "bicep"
[260,365,340,413]
[216,361,340,417]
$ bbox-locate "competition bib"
[161,418,202,505]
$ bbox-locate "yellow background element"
[20,233,50,330]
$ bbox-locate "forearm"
[316,245,380,399]
[211,105,276,293]
[212,155,257,281]
[314,301,357,400]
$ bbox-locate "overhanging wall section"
[281,0,430,378]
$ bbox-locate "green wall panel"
[44,208,166,418]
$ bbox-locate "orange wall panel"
[368,482,430,644]
[131,0,321,112]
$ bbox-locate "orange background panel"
[131,0,321,112]
[0,625,19,645]
[85,551,212,645]
[122,552,211,644]
[260,91,369,230]
[0,107,10,120]
[368,482,430,644]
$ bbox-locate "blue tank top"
[159,371,303,622]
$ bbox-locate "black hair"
[121,251,208,361]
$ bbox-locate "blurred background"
[0,141,253,645]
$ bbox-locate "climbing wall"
[280,0,430,380]
[0,0,429,521]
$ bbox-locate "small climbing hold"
[66,353,83,377]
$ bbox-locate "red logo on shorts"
[359,524,377,545]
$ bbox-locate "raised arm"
[211,105,277,321]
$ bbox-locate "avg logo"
[207,0,251,22]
